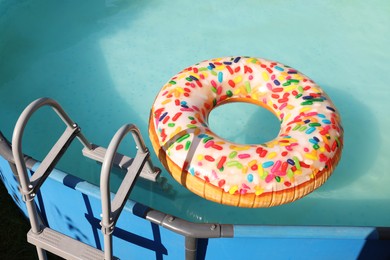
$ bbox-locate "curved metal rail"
[12,98,94,259]
[100,124,152,260]
[11,97,160,260]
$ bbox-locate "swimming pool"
[1,0,390,259]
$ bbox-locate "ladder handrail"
[11,97,160,260]
[12,97,93,201]
[12,97,91,259]
[100,124,151,260]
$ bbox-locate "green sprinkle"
[188,116,195,120]
[203,137,214,143]
[186,77,193,82]
[295,93,303,99]
[226,90,233,97]
[226,161,243,169]
[287,168,294,178]
[299,126,308,132]
[211,87,217,93]
[282,81,291,86]
[169,80,176,85]
[187,124,197,129]
[229,151,237,159]
[293,156,301,170]
[168,123,175,127]
[293,124,301,131]
[301,101,313,106]
[245,81,251,93]
[199,67,208,71]
[335,136,341,147]
[210,70,218,76]
[309,122,321,127]
[290,79,299,84]
[185,141,191,150]
[176,134,190,143]
[298,86,304,93]
[275,176,281,182]
[313,144,320,150]
[213,98,217,107]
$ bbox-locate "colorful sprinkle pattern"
[150,57,343,199]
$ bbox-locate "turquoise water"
[1,0,390,226]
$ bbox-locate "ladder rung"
[27,227,115,260]
[82,145,159,181]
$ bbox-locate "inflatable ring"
[149,57,343,208]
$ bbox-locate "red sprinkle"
[212,144,223,150]
[205,155,215,162]
[217,156,227,169]
[218,179,226,188]
[226,66,234,74]
[228,80,235,88]
[172,112,182,121]
[162,115,170,124]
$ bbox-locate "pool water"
[1,0,390,226]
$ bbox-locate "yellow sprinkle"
[200,72,208,78]
[255,186,264,196]
[229,185,238,195]
[242,166,248,174]
[295,170,302,175]
[215,65,225,71]
[176,87,184,93]
[197,154,204,161]
[299,107,311,113]
[161,99,172,105]
[248,160,257,167]
[283,85,296,92]
[230,145,250,151]
[287,104,295,110]
[233,75,243,84]
[262,71,269,81]
[311,87,321,93]
[267,152,277,159]
[169,126,182,139]
[304,153,318,160]
[258,164,264,178]
[283,113,291,123]
[319,146,325,152]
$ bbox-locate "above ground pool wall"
[1,133,390,259]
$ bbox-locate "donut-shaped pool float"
[149,56,343,207]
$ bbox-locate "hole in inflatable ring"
[208,102,280,145]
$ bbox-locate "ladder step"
[27,227,114,260]
[82,145,159,181]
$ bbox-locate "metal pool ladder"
[12,97,160,260]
